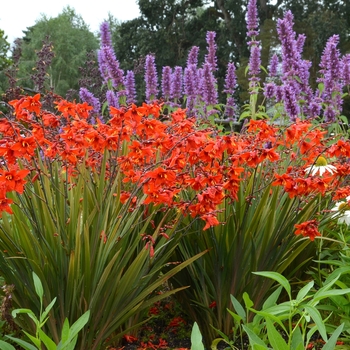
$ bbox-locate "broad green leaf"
[0,340,16,350]
[291,326,304,350]
[191,322,204,350]
[262,286,283,310]
[322,323,344,350]
[253,271,291,299]
[38,329,57,350]
[303,305,327,342]
[266,318,288,350]
[23,330,41,349]
[296,281,314,302]
[5,336,37,350]
[242,325,268,349]
[33,271,44,299]
[67,310,90,340]
[230,294,246,322]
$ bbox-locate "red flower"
[294,220,321,241]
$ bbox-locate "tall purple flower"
[79,87,101,122]
[246,0,259,38]
[248,45,261,81]
[269,54,279,77]
[201,62,218,108]
[144,54,159,102]
[205,31,218,71]
[170,66,183,101]
[161,66,172,100]
[100,22,113,47]
[342,54,350,86]
[124,70,137,105]
[187,46,200,67]
[223,63,237,118]
[106,90,119,108]
[101,46,124,88]
[282,85,299,121]
[98,49,110,83]
[317,34,342,121]
[184,64,197,116]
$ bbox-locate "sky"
[1,0,141,45]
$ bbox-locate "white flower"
[331,196,350,225]
[305,156,337,176]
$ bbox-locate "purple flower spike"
[106,90,119,108]
[246,0,259,38]
[184,64,197,116]
[201,62,218,107]
[248,45,261,84]
[170,66,183,101]
[269,54,279,77]
[187,46,200,67]
[124,70,137,105]
[144,54,159,103]
[79,87,101,122]
[282,85,299,121]
[100,22,113,48]
[342,54,350,86]
[161,66,172,101]
[101,46,124,88]
[205,31,218,71]
[224,62,237,94]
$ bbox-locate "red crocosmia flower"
[42,113,60,128]
[20,94,42,115]
[75,102,93,119]
[294,220,321,241]
[144,167,177,187]
[171,108,187,122]
[261,148,279,162]
[201,213,220,230]
[55,99,77,119]
[333,186,350,201]
[328,139,350,158]
[209,301,217,308]
[11,136,37,158]
[0,187,13,216]
[123,334,138,343]
[300,140,313,155]
[0,168,30,194]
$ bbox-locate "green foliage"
[168,166,326,346]
[16,7,98,96]
[212,271,349,349]
[0,156,203,350]
[0,272,90,350]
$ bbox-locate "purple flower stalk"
[205,31,218,71]
[246,0,259,38]
[79,87,101,122]
[342,54,350,86]
[263,82,276,99]
[187,46,200,67]
[201,62,218,108]
[144,54,159,102]
[223,63,237,118]
[170,66,183,101]
[100,22,113,48]
[248,45,261,82]
[124,70,137,105]
[184,64,197,116]
[106,90,119,108]
[161,66,172,101]
[269,54,279,77]
[101,46,124,88]
[282,85,299,121]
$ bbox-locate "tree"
[16,7,99,97]
[0,29,11,95]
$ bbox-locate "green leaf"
[322,323,344,350]
[0,340,16,350]
[33,271,44,299]
[253,271,291,299]
[242,325,268,349]
[67,310,90,340]
[40,297,57,324]
[291,326,304,350]
[23,330,41,349]
[266,318,288,350]
[243,292,254,309]
[191,322,204,350]
[38,329,57,350]
[296,280,314,302]
[5,336,37,350]
[230,294,246,322]
[262,286,282,310]
[11,308,36,320]
[60,318,70,344]
[303,305,327,342]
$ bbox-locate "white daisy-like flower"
[331,196,350,225]
[305,156,337,176]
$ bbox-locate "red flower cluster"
[1,94,350,240]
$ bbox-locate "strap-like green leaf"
[266,318,288,350]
